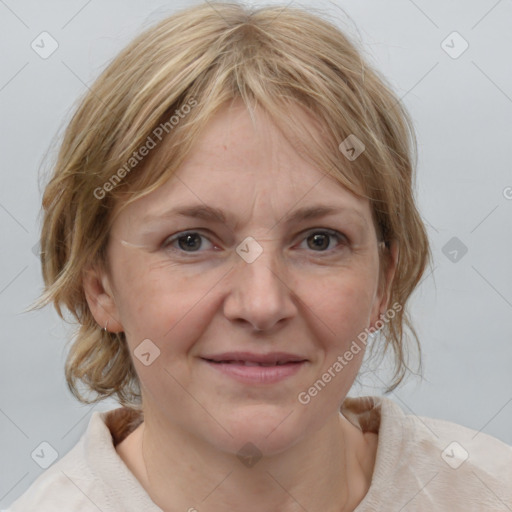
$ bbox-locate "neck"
[131,411,376,512]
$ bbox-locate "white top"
[5,396,512,511]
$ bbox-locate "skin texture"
[83,100,398,512]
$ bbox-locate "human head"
[34,2,431,409]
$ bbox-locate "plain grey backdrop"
[1,0,511,506]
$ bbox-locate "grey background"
[1,0,511,506]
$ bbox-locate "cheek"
[303,271,377,344]
[310,279,375,387]
[111,252,224,352]
[116,274,222,395]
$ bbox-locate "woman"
[7,2,511,511]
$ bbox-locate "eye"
[162,231,215,253]
[298,229,348,253]
[162,229,349,256]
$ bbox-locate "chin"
[210,405,308,458]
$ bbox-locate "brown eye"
[300,230,348,253]
[162,231,214,253]
[307,233,330,250]
[178,233,202,251]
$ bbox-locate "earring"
[103,320,109,333]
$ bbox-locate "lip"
[201,351,307,365]
[200,352,308,384]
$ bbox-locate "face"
[85,101,396,456]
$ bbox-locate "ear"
[82,264,124,333]
[369,240,399,329]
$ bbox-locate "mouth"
[200,352,308,384]
[203,359,302,366]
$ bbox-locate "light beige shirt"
[5,396,512,511]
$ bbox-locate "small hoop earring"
[103,320,109,333]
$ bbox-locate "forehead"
[115,101,373,229]
[180,101,330,178]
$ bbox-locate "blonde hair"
[33,2,431,409]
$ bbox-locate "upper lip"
[201,351,307,364]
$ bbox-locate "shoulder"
[387,398,512,509]
[4,408,148,512]
[402,404,512,474]
[5,431,105,511]
[410,410,511,509]
[347,396,512,511]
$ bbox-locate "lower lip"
[202,359,306,384]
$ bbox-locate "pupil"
[179,234,201,251]
[309,233,329,250]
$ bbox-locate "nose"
[222,242,298,332]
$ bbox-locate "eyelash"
[161,229,349,257]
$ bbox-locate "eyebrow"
[141,204,368,228]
